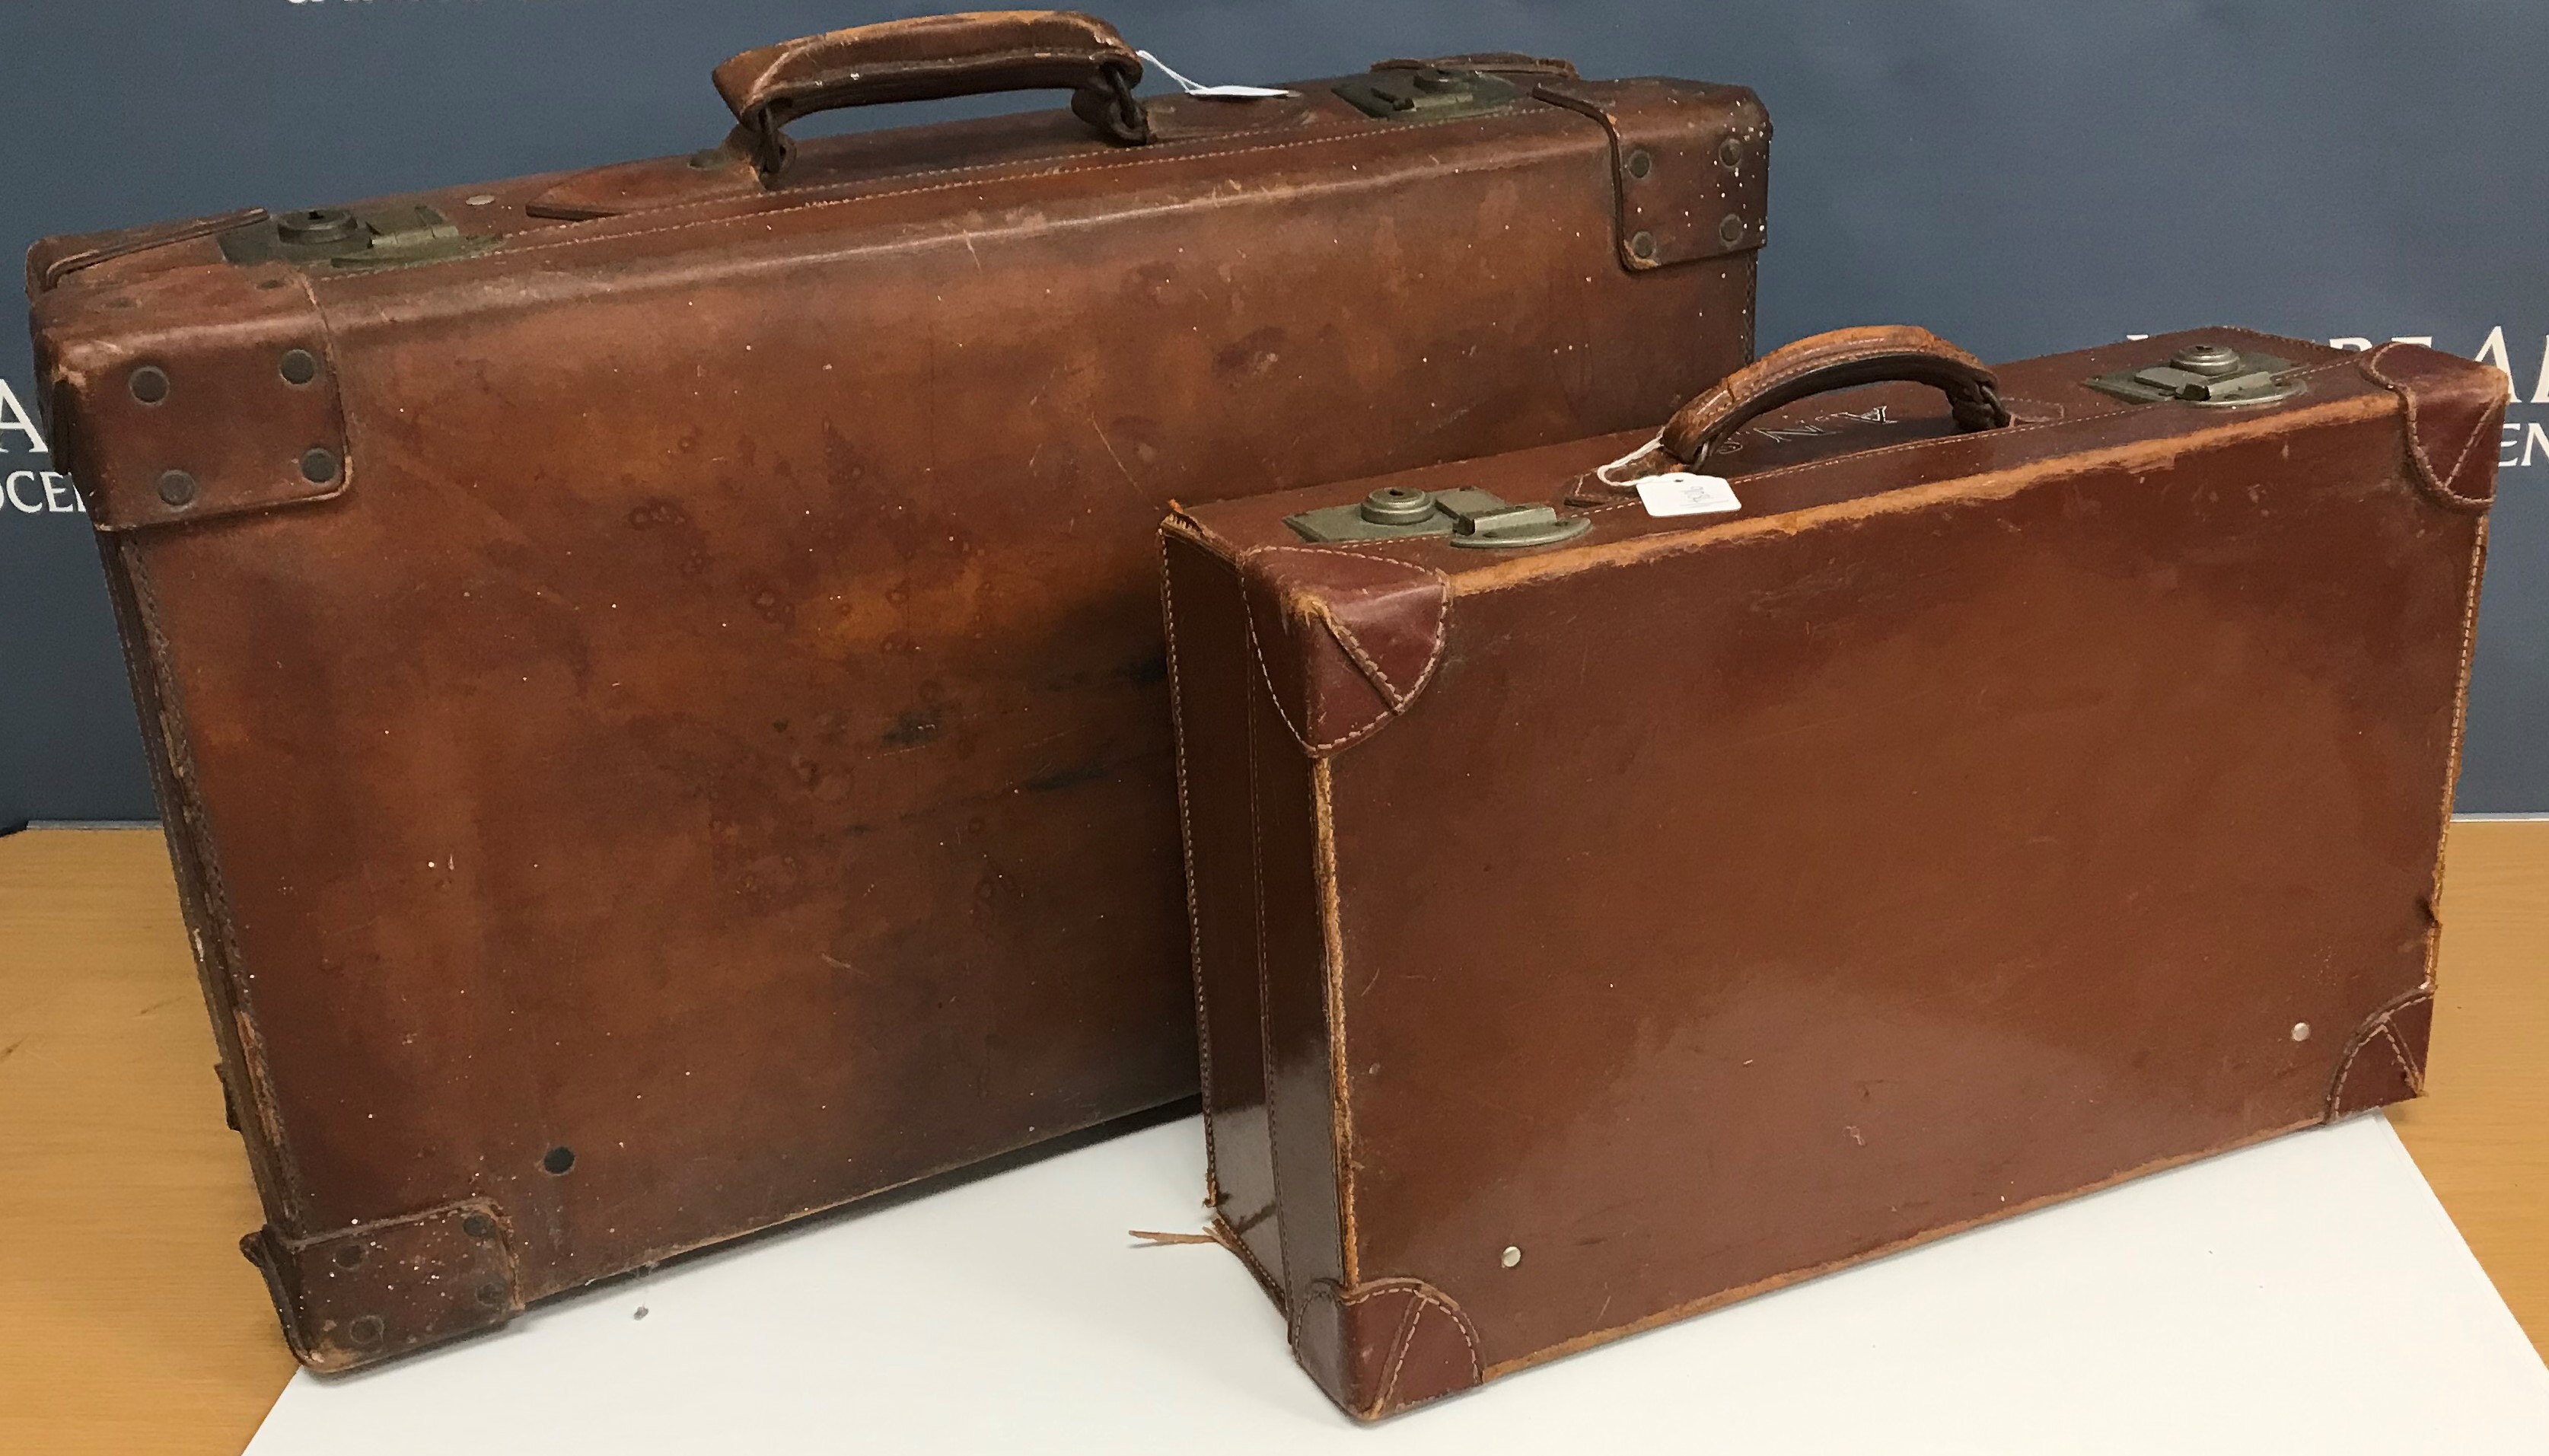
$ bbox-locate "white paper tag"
[1136,50,1295,99]
[1633,472,1743,518]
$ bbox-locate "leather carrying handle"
[1658,326,2012,465]
[712,10,1150,183]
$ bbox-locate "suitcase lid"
[1169,326,2505,756]
[30,17,1771,534]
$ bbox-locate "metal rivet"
[279,349,319,386]
[1500,1245,1522,1268]
[157,470,198,508]
[542,1145,576,1175]
[299,448,340,485]
[475,1281,508,1309]
[1625,148,1653,179]
[1629,231,1658,261]
[346,1314,386,1346]
[333,1244,366,1269]
[464,193,496,207]
[129,365,169,405]
[1719,137,1744,168]
[2291,1021,2312,1042]
[461,1212,497,1239]
[1718,213,1747,247]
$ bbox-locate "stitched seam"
[2376,1025,2423,1094]
[2324,988,2436,1119]
[1313,759,1359,1289]
[1158,538,1222,1208]
[1374,1294,1423,1413]
[1246,682,1293,1337]
[2427,519,2489,988]
[1337,1279,1484,1384]
[356,110,1544,274]
[2361,343,2495,511]
[1213,1213,1285,1307]
[1235,547,1452,750]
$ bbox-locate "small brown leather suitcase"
[1160,326,2500,1419]
[26,12,1770,1368]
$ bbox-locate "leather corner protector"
[39,262,350,532]
[1302,1277,1485,1421]
[1238,547,1451,759]
[2359,342,2506,515]
[242,1197,521,1372]
[1533,77,1769,272]
[2324,987,2435,1122]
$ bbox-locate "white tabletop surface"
[245,1110,2549,1454]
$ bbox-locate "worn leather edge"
[39,263,353,530]
[2324,987,2436,1122]
[243,1196,522,1373]
[1529,76,1768,272]
[25,207,269,294]
[1234,545,1453,759]
[2423,517,2490,999]
[1300,1276,1486,1421]
[94,535,311,1235]
[1158,528,1225,1211]
[2359,341,2506,514]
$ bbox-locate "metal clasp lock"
[1284,485,1592,549]
[1333,65,1521,121]
[219,204,497,272]
[2085,341,2305,408]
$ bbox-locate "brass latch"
[2085,342,2304,408]
[1286,485,1592,550]
[219,204,497,272]
[1333,65,1521,121]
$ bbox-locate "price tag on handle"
[1136,50,1295,99]
[1633,472,1744,518]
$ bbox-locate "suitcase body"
[26,13,1770,1368]
[1161,327,2500,1418]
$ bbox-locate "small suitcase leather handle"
[714,11,1150,183]
[1659,326,2011,465]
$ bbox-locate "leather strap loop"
[1659,326,2010,466]
[713,11,1151,183]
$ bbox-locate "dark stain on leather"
[881,708,942,748]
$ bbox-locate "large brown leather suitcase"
[1160,326,2500,1419]
[25,12,1770,1369]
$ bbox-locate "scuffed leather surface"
[1174,328,2496,1409]
[1532,78,1769,270]
[713,11,1136,130]
[33,53,1768,1372]
[43,262,347,529]
[241,1198,518,1373]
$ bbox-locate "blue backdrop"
[4,1,2542,822]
